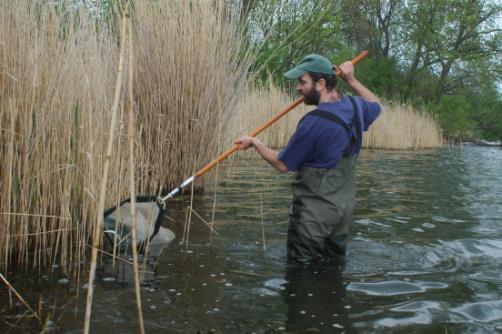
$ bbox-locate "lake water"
[3,146,502,333]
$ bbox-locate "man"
[235,54,381,264]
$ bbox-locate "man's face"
[296,73,320,106]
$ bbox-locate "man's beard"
[302,87,320,105]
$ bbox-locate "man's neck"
[319,89,342,103]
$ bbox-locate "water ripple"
[439,239,502,260]
[375,313,433,327]
[452,300,502,322]
[347,280,448,296]
[391,300,443,312]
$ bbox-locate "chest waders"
[287,97,360,264]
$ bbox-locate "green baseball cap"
[284,54,334,80]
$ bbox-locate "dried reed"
[259,192,266,252]
[126,16,145,334]
[0,0,256,276]
[228,82,312,149]
[0,273,41,325]
[363,101,443,149]
[0,1,115,274]
[132,0,256,193]
[229,84,443,150]
[83,15,127,334]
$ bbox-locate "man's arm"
[234,136,289,173]
[338,61,381,105]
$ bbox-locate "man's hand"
[234,136,288,173]
[338,61,380,104]
[235,136,256,150]
[338,61,356,84]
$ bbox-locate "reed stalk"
[190,208,219,235]
[185,171,197,248]
[83,17,127,334]
[0,273,41,325]
[182,207,190,245]
[209,166,219,245]
[260,193,266,252]
[127,15,145,334]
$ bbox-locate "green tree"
[468,85,502,141]
[432,95,475,140]
[339,0,405,59]
[401,0,501,102]
[245,0,347,85]
[246,0,502,140]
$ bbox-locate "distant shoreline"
[462,139,501,147]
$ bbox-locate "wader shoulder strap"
[297,110,351,134]
[296,97,362,155]
[347,96,361,141]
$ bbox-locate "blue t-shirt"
[278,96,381,171]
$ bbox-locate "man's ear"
[315,78,326,90]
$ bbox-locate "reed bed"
[228,82,311,149]
[229,85,443,150]
[0,1,116,274]
[132,0,255,193]
[363,101,443,149]
[0,0,255,275]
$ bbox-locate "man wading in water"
[235,54,381,264]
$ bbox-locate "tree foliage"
[79,0,502,140]
[243,0,346,83]
[243,0,502,141]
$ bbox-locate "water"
[3,146,502,333]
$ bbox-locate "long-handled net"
[102,51,368,252]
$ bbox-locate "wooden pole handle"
[195,51,369,178]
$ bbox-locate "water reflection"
[355,148,476,242]
[99,255,157,285]
[6,147,502,333]
[91,147,502,333]
[452,300,502,323]
[283,263,348,333]
[347,280,448,296]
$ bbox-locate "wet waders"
[286,95,362,264]
[287,155,357,263]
